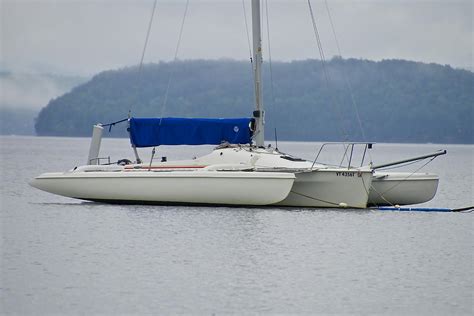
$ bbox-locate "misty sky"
[1,0,472,76]
[1,0,472,110]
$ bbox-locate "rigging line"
[264,0,277,120]
[307,0,350,163]
[323,0,372,162]
[241,0,253,63]
[128,0,157,165]
[360,171,371,198]
[290,190,364,209]
[132,0,158,113]
[338,143,350,167]
[159,0,190,122]
[368,184,396,208]
[241,0,255,112]
[138,0,158,77]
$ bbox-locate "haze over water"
[1,136,472,314]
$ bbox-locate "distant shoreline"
[1,134,472,146]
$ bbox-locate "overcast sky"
[1,0,472,76]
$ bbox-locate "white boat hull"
[30,146,374,208]
[276,169,373,208]
[194,147,373,208]
[368,172,439,206]
[30,170,295,206]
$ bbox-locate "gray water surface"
[1,136,472,314]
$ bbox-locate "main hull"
[276,169,373,208]
[368,172,439,206]
[30,170,295,206]
[30,147,376,208]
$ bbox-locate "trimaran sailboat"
[30,0,446,208]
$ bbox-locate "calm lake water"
[1,136,472,314]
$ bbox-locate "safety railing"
[311,142,375,170]
[89,156,111,165]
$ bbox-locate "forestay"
[129,117,254,147]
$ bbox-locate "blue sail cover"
[129,117,253,147]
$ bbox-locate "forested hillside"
[35,58,473,143]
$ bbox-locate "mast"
[251,0,264,147]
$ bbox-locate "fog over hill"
[33,58,473,144]
[0,71,87,135]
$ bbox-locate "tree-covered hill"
[35,58,473,143]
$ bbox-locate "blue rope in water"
[377,206,473,213]
[378,207,452,212]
